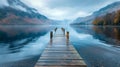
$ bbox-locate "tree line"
[93,10,120,25]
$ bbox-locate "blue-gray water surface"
[0,25,120,67]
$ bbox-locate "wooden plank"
[36,60,86,66]
[41,53,80,57]
[47,46,73,48]
[47,45,73,47]
[45,49,75,52]
[44,49,77,52]
[42,51,78,54]
[35,66,86,67]
[38,60,84,63]
[40,54,81,57]
[39,56,82,60]
[46,47,75,49]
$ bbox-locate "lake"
[0,25,120,67]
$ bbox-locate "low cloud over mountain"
[0,0,54,25]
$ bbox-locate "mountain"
[72,1,120,25]
[0,0,53,25]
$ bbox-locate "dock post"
[61,28,65,36]
[50,31,53,45]
[66,31,69,40]
[66,31,69,45]
[50,31,53,39]
[54,28,57,32]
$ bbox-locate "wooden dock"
[35,28,87,67]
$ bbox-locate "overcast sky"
[21,0,119,20]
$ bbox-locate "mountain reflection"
[72,25,120,46]
[93,26,120,46]
[0,25,54,54]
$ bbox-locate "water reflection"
[72,25,120,46]
[0,25,55,66]
[93,26,120,46]
[71,25,120,67]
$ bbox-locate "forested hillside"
[93,10,120,25]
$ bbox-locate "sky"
[17,0,120,20]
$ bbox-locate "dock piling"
[61,28,65,35]
[54,28,57,32]
[50,31,53,45]
[50,31,53,40]
[66,31,69,40]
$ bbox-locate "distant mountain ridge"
[93,1,120,16]
[72,1,120,25]
[0,0,54,25]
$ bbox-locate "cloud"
[21,0,119,20]
[13,5,27,12]
[0,0,9,7]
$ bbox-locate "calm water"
[0,25,120,67]
[71,25,120,67]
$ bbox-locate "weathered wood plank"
[36,60,86,66]
[41,53,81,57]
[35,66,86,67]
[38,60,84,63]
[39,56,82,60]
[45,48,74,51]
[38,59,83,62]
[43,52,78,54]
